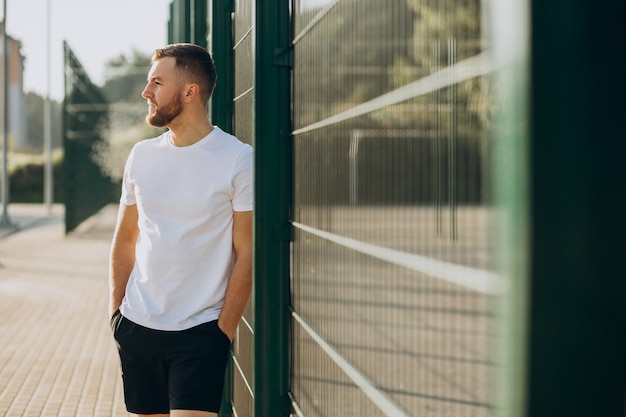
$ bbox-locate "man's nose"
[142,85,152,99]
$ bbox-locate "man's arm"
[108,203,139,317]
[218,210,253,341]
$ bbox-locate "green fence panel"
[290,1,499,416]
[228,0,259,415]
[63,41,115,233]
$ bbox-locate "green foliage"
[296,0,486,131]
[293,0,491,205]
[101,49,152,103]
[9,158,64,203]
[295,0,417,124]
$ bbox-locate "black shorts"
[110,310,231,414]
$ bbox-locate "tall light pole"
[0,0,13,228]
[43,0,52,211]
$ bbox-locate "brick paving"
[0,204,129,417]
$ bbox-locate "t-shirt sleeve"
[231,145,254,211]
[120,146,137,206]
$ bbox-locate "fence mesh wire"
[291,1,498,415]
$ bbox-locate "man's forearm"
[108,241,135,316]
[108,204,139,316]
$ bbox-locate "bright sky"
[6,0,336,101]
[6,0,172,100]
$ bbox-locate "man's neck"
[168,116,214,147]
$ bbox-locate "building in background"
[0,21,27,151]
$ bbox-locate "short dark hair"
[152,43,217,104]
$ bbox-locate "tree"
[293,0,491,205]
[101,49,152,103]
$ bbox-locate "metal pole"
[212,0,236,417]
[210,0,233,133]
[349,130,362,206]
[43,0,53,212]
[525,0,626,416]
[254,0,292,415]
[211,2,235,413]
[491,0,530,416]
[0,0,14,228]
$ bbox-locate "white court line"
[292,221,505,294]
[292,51,494,136]
[293,312,411,417]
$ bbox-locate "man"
[109,43,253,417]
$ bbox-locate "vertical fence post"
[526,1,626,416]
[170,0,190,43]
[491,1,531,416]
[209,1,235,415]
[254,0,292,416]
[0,0,13,228]
[190,0,207,48]
[210,0,233,133]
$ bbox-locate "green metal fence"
[291,1,496,415]
[202,0,500,415]
[63,42,116,233]
[169,2,270,414]
[167,0,208,48]
[170,1,626,416]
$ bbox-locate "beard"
[145,94,183,127]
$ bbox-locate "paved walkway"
[0,204,129,417]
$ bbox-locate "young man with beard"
[109,43,253,417]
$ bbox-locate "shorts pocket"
[110,309,122,333]
[211,320,232,345]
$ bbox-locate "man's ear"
[183,83,200,103]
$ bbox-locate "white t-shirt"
[119,126,253,331]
